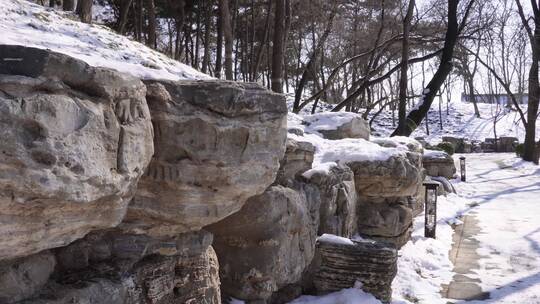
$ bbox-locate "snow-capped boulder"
[303,112,370,140]
[348,152,423,198]
[423,149,456,179]
[123,80,287,237]
[0,45,154,261]
[208,184,320,302]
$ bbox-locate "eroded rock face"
[313,236,397,303]
[20,230,221,304]
[124,80,287,237]
[305,164,358,238]
[0,251,56,304]
[423,151,456,179]
[356,199,413,248]
[348,152,423,198]
[208,184,320,302]
[0,45,154,261]
[275,137,315,185]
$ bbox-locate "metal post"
[423,181,439,239]
[460,156,466,182]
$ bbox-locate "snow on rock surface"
[0,0,211,81]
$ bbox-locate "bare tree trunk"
[215,0,223,78]
[396,0,415,135]
[251,0,272,81]
[292,4,337,113]
[201,0,212,74]
[220,0,234,80]
[117,0,133,34]
[391,0,473,137]
[271,0,285,93]
[515,0,540,163]
[76,0,93,23]
[146,0,157,49]
[62,0,74,11]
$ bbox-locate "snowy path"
[451,153,540,303]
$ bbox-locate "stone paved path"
[443,213,490,301]
[442,153,540,303]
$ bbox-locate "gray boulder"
[208,183,320,302]
[304,164,358,238]
[303,112,370,140]
[275,137,315,185]
[356,199,413,248]
[124,80,287,237]
[0,45,154,261]
[423,150,456,179]
[312,235,398,303]
[21,230,221,304]
[348,152,423,198]
[0,251,56,304]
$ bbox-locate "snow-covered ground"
[369,100,537,145]
[0,0,210,81]
[453,153,540,303]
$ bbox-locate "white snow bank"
[288,113,418,169]
[424,149,450,159]
[0,0,211,81]
[317,233,355,246]
[289,282,382,304]
[302,162,338,179]
[392,193,471,304]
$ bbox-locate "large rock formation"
[208,184,320,302]
[123,80,287,237]
[312,235,398,303]
[305,164,358,238]
[10,230,220,304]
[0,251,56,304]
[0,45,154,260]
[356,199,413,248]
[348,153,423,198]
[347,138,424,248]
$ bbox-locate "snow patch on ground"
[392,193,471,304]
[453,153,540,303]
[0,0,211,81]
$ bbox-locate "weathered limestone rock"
[124,80,287,237]
[21,230,221,304]
[348,152,423,198]
[0,251,56,304]
[305,164,358,238]
[423,150,456,179]
[303,112,370,140]
[275,137,315,185]
[208,183,320,302]
[0,45,154,260]
[313,236,398,303]
[356,199,413,248]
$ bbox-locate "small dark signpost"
[460,156,466,182]
[423,181,439,239]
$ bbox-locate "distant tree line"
[40,0,540,163]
